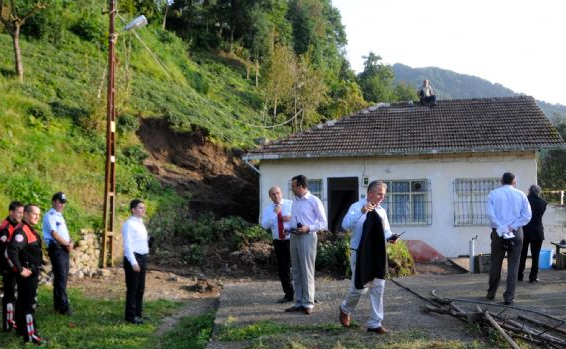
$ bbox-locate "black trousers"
[273,239,294,298]
[15,270,39,341]
[124,253,147,321]
[1,270,17,331]
[518,238,543,281]
[48,244,70,313]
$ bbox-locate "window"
[381,179,432,225]
[453,178,499,225]
[308,179,323,199]
[287,178,324,199]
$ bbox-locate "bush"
[117,113,140,133]
[182,244,204,265]
[387,241,416,277]
[69,16,106,46]
[316,231,350,276]
[121,145,148,165]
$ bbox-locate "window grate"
[380,179,432,225]
[453,178,499,225]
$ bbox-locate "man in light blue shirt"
[43,192,73,315]
[486,172,532,305]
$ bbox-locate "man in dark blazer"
[518,184,547,283]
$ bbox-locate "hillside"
[0,24,279,232]
[392,63,566,120]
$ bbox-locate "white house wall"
[257,151,537,257]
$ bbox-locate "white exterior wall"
[257,151,537,257]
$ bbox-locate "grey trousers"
[290,232,317,309]
[487,227,523,303]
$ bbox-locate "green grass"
[0,287,214,349]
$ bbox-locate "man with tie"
[261,186,294,303]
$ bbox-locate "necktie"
[277,211,284,240]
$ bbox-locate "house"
[243,96,566,257]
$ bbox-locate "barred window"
[453,178,499,225]
[381,179,432,225]
[308,179,323,199]
[287,178,324,199]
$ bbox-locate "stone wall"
[40,229,103,284]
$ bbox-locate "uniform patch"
[14,234,24,243]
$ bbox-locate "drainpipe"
[469,235,478,274]
[243,159,260,175]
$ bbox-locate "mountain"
[392,63,566,121]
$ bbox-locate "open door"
[328,177,359,232]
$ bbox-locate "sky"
[331,0,566,105]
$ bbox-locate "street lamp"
[102,1,147,268]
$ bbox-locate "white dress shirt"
[42,208,70,245]
[486,185,532,236]
[291,191,327,233]
[342,199,393,249]
[122,216,149,266]
[261,199,292,240]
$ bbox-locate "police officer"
[7,204,44,344]
[43,192,73,316]
[0,201,24,332]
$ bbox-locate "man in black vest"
[338,181,399,334]
[518,184,547,283]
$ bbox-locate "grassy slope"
[0,24,283,234]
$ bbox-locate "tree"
[393,81,418,102]
[538,120,566,190]
[357,52,394,103]
[0,0,47,81]
[263,43,296,124]
[292,52,327,131]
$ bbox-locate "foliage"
[357,52,395,103]
[538,119,566,190]
[387,241,416,277]
[315,231,350,276]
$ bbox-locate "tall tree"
[263,43,296,124]
[357,52,394,103]
[292,52,327,131]
[0,0,47,81]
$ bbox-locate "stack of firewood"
[424,291,566,349]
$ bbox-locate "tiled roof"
[244,96,566,160]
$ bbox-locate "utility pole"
[102,0,117,268]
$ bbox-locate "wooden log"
[483,310,521,349]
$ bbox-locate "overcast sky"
[331,0,566,105]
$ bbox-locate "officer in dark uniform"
[6,204,44,344]
[0,200,24,332]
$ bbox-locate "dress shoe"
[517,275,523,282]
[486,293,495,301]
[127,317,144,325]
[284,306,303,312]
[503,300,514,306]
[277,295,294,303]
[529,278,539,283]
[303,307,314,315]
[367,326,389,334]
[59,308,73,316]
[339,306,350,328]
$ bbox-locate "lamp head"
[123,15,148,32]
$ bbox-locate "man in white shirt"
[285,175,327,315]
[419,79,437,106]
[338,181,398,334]
[261,186,294,303]
[43,192,73,315]
[122,199,150,324]
[486,172,532,305]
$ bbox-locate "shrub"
[117,113,140,133]
[387,241,416,277]
[316,231,350,276]
[121,145,148,165]
[69,16,106,46]
[182,244,204,265]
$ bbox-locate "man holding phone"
[339,181,398,334]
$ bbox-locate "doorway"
[327,177,359,232]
